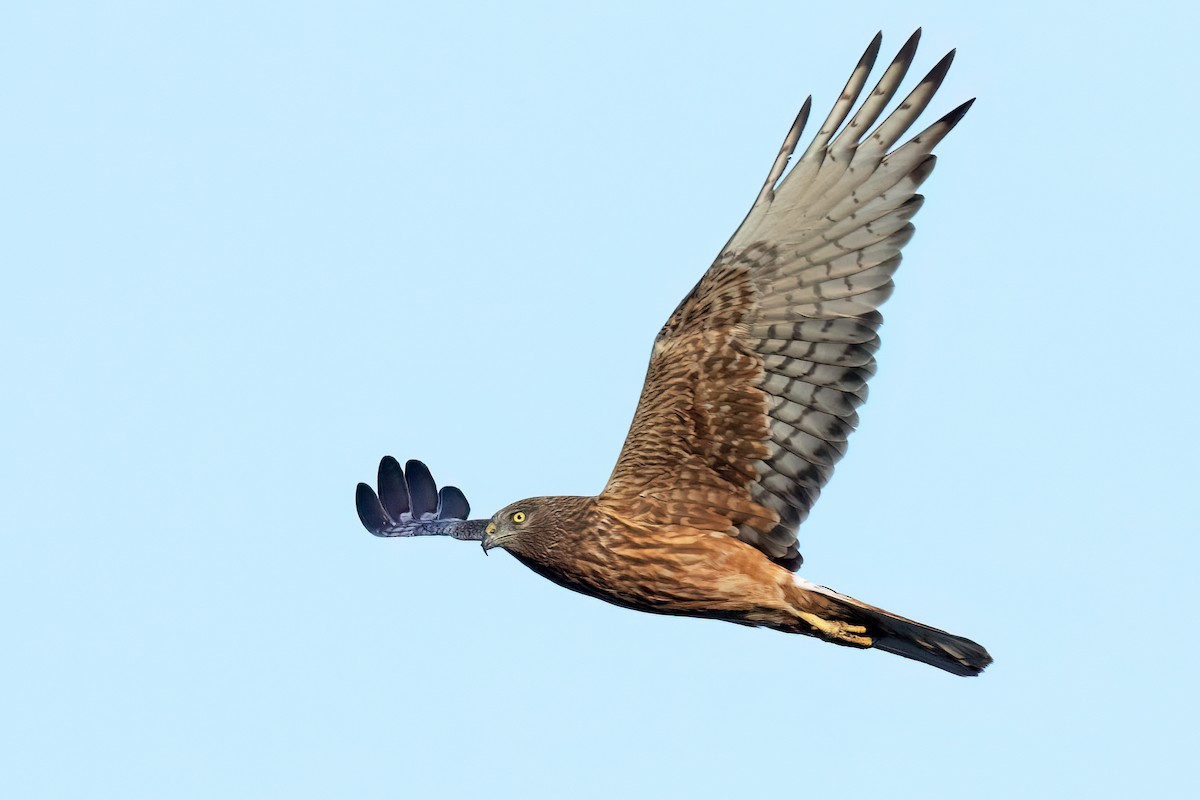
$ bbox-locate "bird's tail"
[860,606,992,677]
[789,578,993,676]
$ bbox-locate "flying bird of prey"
[356,31,992,676]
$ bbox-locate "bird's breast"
[507,522,794,623]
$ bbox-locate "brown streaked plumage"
[359,31,992,676]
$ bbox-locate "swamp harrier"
[356,31,993,676]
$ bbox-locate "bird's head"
[481,495,594,557]
[481,498,547,556]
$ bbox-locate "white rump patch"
[792,574,852,601]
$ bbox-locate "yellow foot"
[797,612,874,647]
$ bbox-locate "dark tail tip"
[871,618,993,676]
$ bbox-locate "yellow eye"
[512,511,526,524]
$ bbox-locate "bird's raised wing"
[600,31,971,571]
[356,457,489,540]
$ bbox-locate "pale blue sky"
[3,1,1197,798]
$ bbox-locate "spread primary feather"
[358,30,993,677]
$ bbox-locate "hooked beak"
[481,522,499,554]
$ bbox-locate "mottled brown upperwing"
[598,243,787,561]
[599,32,973,572]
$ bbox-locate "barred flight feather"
[755,339,878,368]
[751,316,881,344]
[767,401,858,442]
[600,30,972,573]
[366,33,994,676]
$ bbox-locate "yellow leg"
[797,612,874,647]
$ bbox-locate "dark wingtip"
[860,31,883,68]
[357,456,482,540]
[940,97,976,130]
[437,486,471,520]
[891,30,920,72]
[918,48,957,93]
[404,459,438,517]
[377,455,409,522]
[356,482,391,535]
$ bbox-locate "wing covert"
[600,31,972,571]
